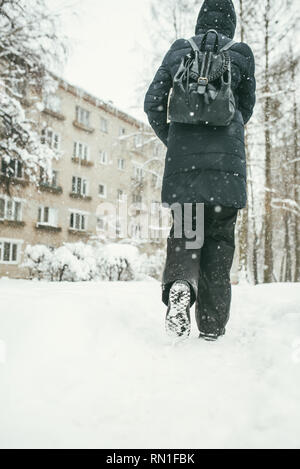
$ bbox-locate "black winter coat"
[144,0,256,209]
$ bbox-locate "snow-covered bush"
[97,256,135,281]
[24,245,53,280]
[23,242,138,282]
[23,242,166,282]
[24,243,96,282]
[137,249,165,280]
[96,243,136,281]
[57,243,98,282]
[50,246,83,282]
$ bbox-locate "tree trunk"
[238,0,249,279]
[285,211,292,282]
[263,0,274,283]
[291,57,300,281]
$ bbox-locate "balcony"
[72,120,95,134]
[0,174,29,187]
[0,219,25,228]
[39,183,63,195]
[71,157,94,168]
[43,107,66,121]
[35,224,62,233]
[68,229,91,238]
[69,192,92,202]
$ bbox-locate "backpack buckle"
[197,77,208,95]
[198,77,208,85]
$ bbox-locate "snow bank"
[0,280,299,449]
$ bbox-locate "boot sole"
[199,330,225,342]
[165,282,191,339]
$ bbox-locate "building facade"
[0,79,167,279]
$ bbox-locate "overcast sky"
[48,0,154,122]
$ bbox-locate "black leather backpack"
[168,29,236,127]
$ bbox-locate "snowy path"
[0,279,300,449]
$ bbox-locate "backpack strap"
[188,37,235,53]
[220,39,235,52]
[187,36,210,95]
[187,37,201,53]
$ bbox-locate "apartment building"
[0,79,167,279]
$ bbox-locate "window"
[52,170,58,187]
[134,134,143,147]
[0,198,4,219]
[0,197,22,221]
[100,117,108,133]
[119,127,126,136]
[117,189,126,202]
[6,199,21,221]
[134,165,144,181]
[72,176,88,196]
[131,223,142,239]
[70,212,87,231]
[76,106,90,127]
[118,158,125,171]
[151,201,161,215]
[73,142,90,162]
[44,95,61,114]
[41,128,60,150]
[38,207,58,227]
[116,220,122,236]
[98,184,107,198]
[132,194,142,204]
[97,216,107,232]
[1,158,24,179]
[99,150,108,165]
[40,168,58,187]
[0,240,20,264]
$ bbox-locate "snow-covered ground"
[0,279,300,449]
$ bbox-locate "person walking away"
[144,0,256,341]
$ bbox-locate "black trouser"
[162,204,238,336]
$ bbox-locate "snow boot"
[199,328,226,342]
[165,280,191,339]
